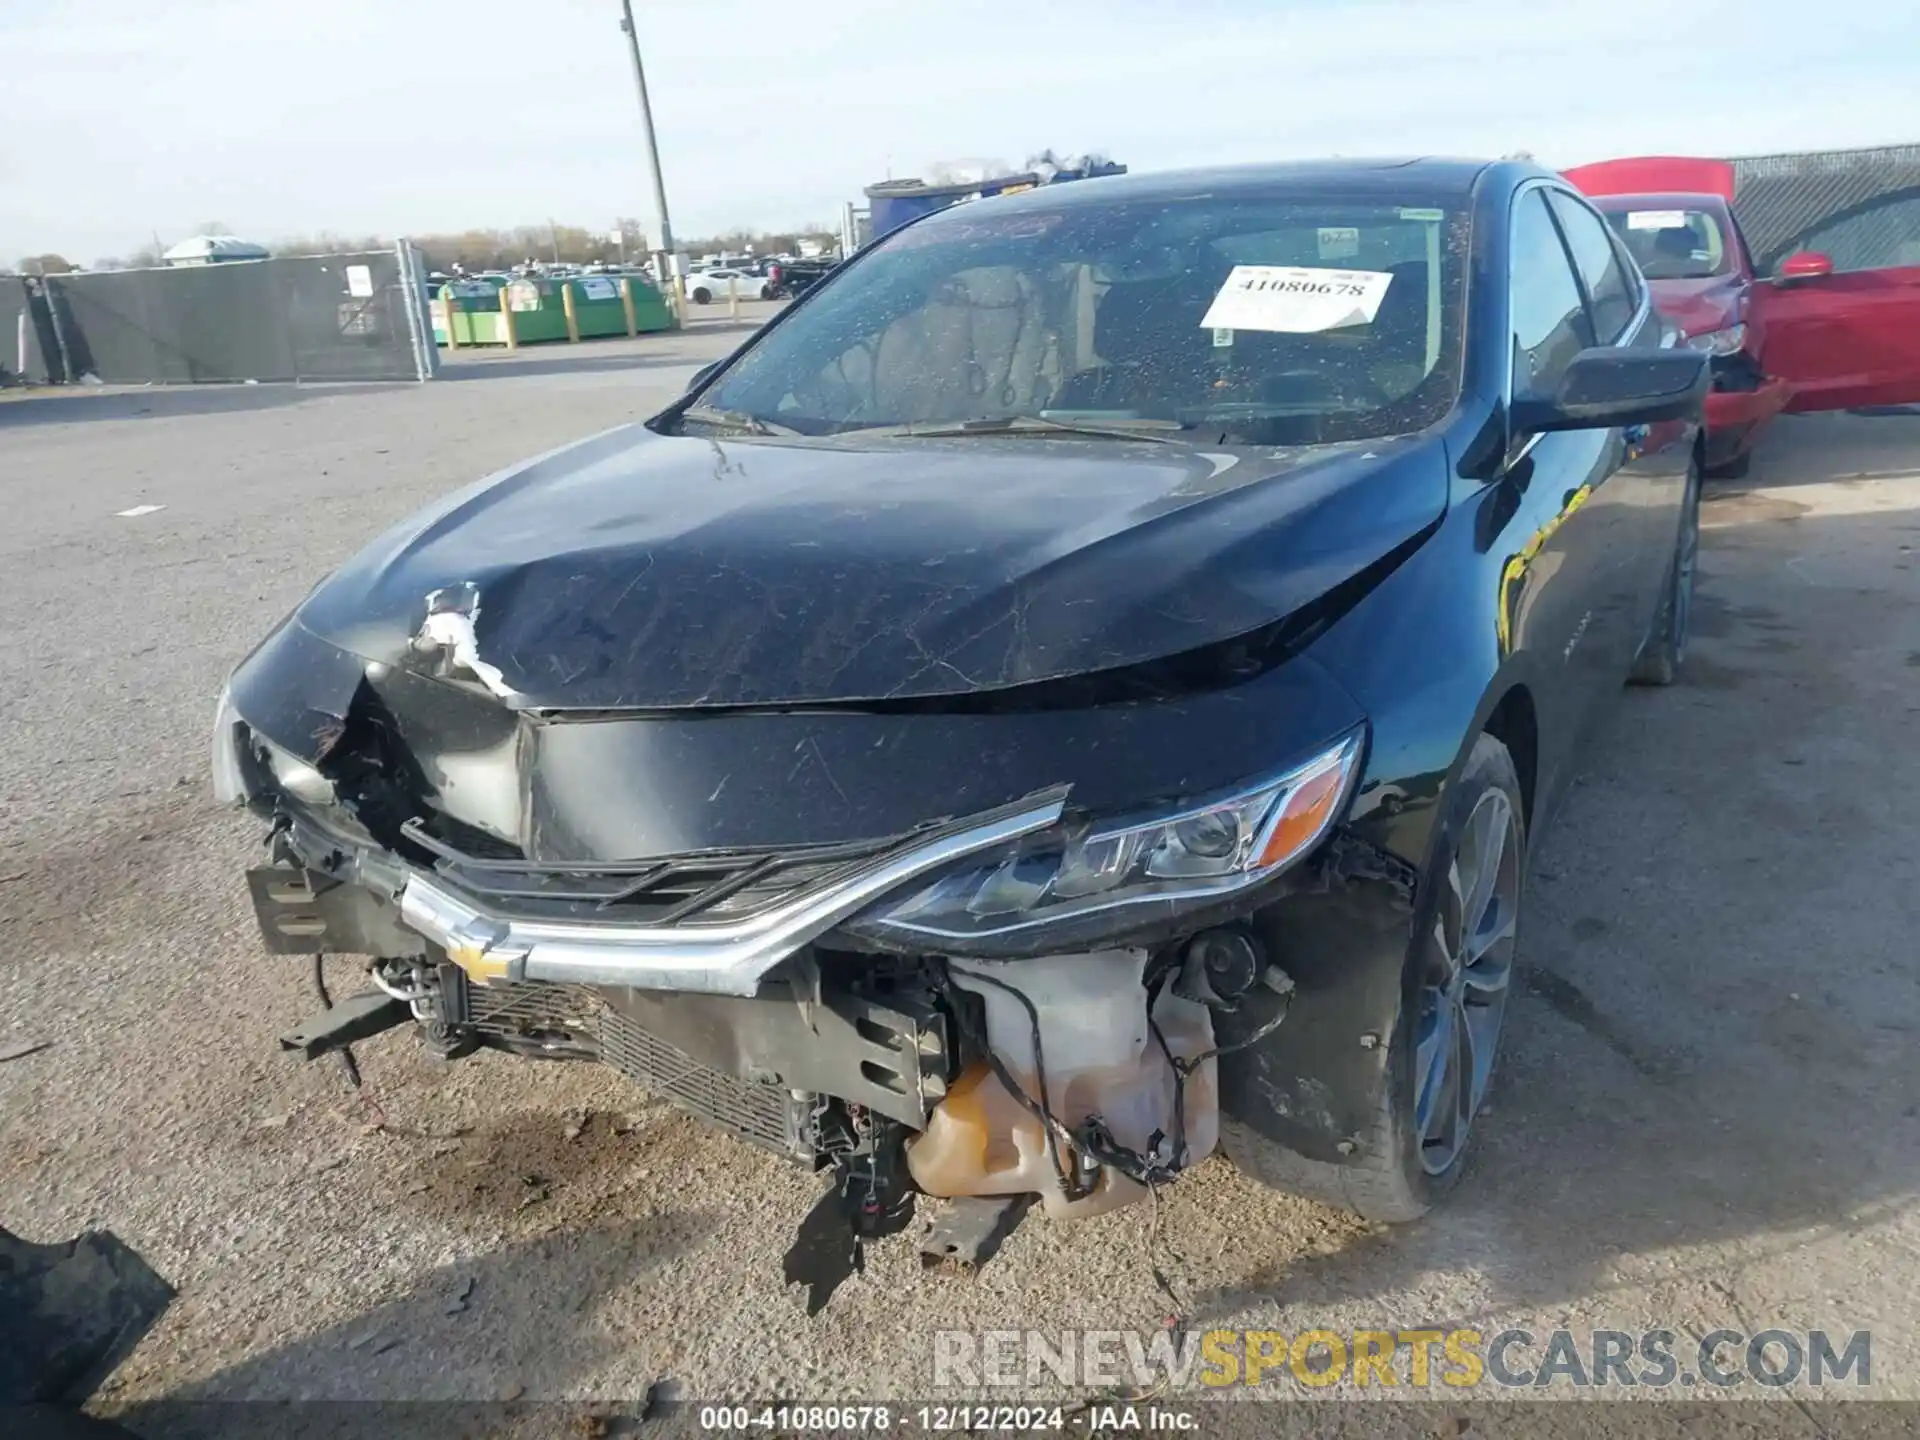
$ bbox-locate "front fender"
[1243,457,1561,1161]
[1215,833,1418,1163]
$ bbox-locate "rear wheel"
[1220,734,1525,1222]
[691,287,712,305]
[1628,458,1701,686]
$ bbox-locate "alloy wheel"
[1413,788,1521,1175]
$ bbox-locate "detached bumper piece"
[0,1227,174,1407]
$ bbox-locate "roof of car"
[955,157,1506,213]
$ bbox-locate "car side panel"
[1225,456,1585,1162]
[1219,165,1698,1165]
[1753,265,1920,412]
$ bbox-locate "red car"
[1566,155,1920,477]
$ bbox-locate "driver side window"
[1508,189,1595,402]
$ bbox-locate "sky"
[3,0,1916,265]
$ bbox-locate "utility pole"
[618,0,681,321]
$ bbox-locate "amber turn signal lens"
[1255,761,1348,869]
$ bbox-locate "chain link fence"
[1729,144,1920,273]
[5,241,437,386]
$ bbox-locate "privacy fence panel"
[27,245,434,385]
[1730,144,1920,273]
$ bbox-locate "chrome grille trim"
[399,790,1066,996]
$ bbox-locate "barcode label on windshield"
[1199,265,1394,334]
[1318,226,1360,259]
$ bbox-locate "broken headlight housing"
[210,684,252,807]
[1684,324,1746,357]
[845,730,1362,951]
[211,682,337,809]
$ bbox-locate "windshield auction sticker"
[1627,210,1689,230]
[1199,265,1393,334]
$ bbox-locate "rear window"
[1598,205,1731,280]
[695,190,1470,446]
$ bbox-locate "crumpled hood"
[294,423,1447,710]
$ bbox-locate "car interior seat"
[1363,259,1433,400]
[1643,226,1699,279]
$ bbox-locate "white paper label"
[345,264,374,297]
[579,277,618,300]
[1626,210,1688,231]
[1199,266,1394,334]
[1317,226,1360,260]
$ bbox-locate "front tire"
[1221,734,1525,1222]
[690,287,712,305]
[1628,458,1701,686]
[1703,448,1751,481]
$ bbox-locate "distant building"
[162,235,271,266]
[862,152,1127,240]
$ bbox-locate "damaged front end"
[216,589,1378,1280]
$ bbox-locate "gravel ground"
[2,327,1917,1429]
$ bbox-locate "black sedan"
[216,159,1705,1249]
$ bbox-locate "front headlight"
[845,730,1363,948]
[1685,324,1746,357]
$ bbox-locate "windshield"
[1598,205,1732,280]
[689,189,1468,446]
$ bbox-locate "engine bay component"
[277,990,411,1061]
[907,952,1217,1219]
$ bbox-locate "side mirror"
[1777,251,1834,282]
[1511,346,1709,435]
[686,361,719,393]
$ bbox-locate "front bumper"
[1703,370,1790,464]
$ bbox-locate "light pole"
[617,0,680,319]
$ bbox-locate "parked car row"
[682,266,775,304]
[1566,155,1920,477]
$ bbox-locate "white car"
[684,267,770,304]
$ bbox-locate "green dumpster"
[438,272,673,346]
[439,277,513,346]
[571,273,675,336]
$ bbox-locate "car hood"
[1645,273,1745,341]
[1562,157,1737,204]
[293,424,1447,710]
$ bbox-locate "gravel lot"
[2,319,1917,1426]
